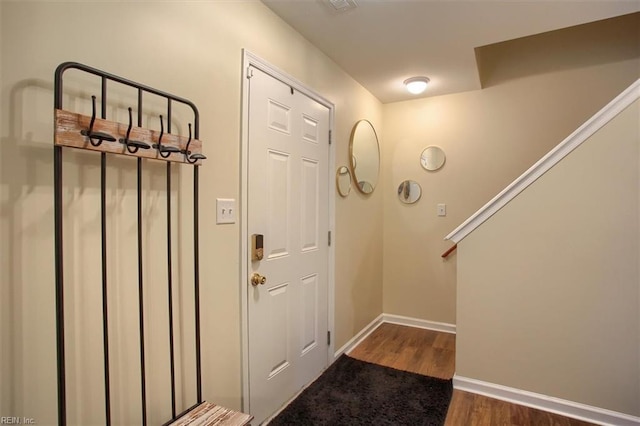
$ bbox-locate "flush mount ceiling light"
[404,77,430,95]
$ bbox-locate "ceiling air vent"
[324,0,358,13]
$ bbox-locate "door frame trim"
[239,50,336,414]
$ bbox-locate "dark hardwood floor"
[348,323,595,426]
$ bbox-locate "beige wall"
[457,99,640,415]
[0,1,383,424]
[2,2,637,423]
[381,16,639,324]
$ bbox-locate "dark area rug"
[268,354,453,426]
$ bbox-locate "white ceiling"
[262,0,640,103]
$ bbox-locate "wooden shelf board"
[55,109,203,165]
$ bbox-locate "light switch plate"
[216,198,236,224]
[437,203,446,217]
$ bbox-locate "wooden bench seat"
[168,402,252,426]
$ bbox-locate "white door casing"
[243,58,334,425]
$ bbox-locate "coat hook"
[184,123,194,162]
[80,95,116,146]
[119,107,150,154]
[183,123,206,163]
[153,114,180,158]
[189,153,207,161]
[158,114,164,144]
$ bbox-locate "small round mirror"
[358,181,374,193]
[397,180,422,204]
[349,120,380,195]
[420,146,446,171]
[336,166,351,197]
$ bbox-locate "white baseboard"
[454,375,640,426]
[333,313,456,360]
[382,313,456,334]
[333,314,384,359]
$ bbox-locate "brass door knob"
[251,273,267,286]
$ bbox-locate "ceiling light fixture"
[404,77,430,95]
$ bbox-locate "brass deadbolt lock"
[252,234,264,261]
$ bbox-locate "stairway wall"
[456,99,640,416]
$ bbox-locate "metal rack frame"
[53,62,204,425]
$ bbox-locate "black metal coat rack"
[53,62,206,426]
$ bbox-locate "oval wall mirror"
[349,120,380,195]
[397,180,422,204]
[336,166,351,197]
[420,146,446,171]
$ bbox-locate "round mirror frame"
[349,120,380,195]
[336,166,352,197]
[420,146,446,171]
[397,180,422,204]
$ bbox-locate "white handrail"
[445,78,640,244]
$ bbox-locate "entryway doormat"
[268,354,453,425]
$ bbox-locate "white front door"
[247,65,330,424]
